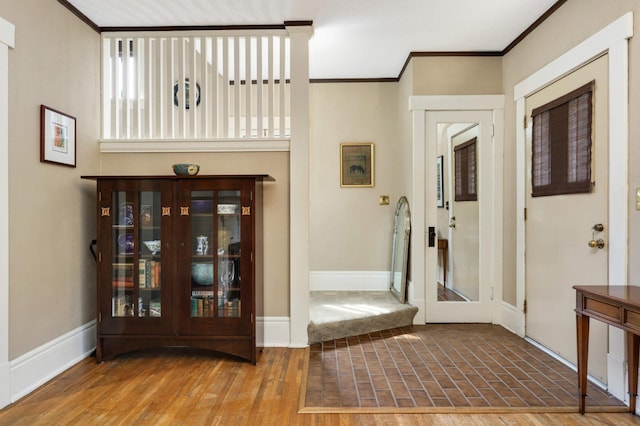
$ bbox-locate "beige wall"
[411,56,503,95]
[99,152,290,317]
[501,0,640,305]
[309,82,399,271]
[3,0,101,359]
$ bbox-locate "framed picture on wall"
[437,155,444,207]
[40,105,76,167]
[340,143,374,187]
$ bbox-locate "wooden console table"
[574,285,640,414]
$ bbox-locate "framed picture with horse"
[340,142,374,187]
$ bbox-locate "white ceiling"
[67,0,559,79]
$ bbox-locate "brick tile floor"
[304,324,625,410]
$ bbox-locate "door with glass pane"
[178,178,254,336]
[98,179,173,335]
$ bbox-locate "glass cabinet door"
[111,191,163,318]
[105,185,169,333]
[189,189,242,319]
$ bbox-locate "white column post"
[286,23,312,347]
[0,15,15,410]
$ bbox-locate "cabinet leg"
[96,339,104,364]
[627,332,640,414]
[576,313,589,414]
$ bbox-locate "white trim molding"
[310,271,390,292]
[257,316,291,348]
[514,12,633,402]
[0,14,15,411]
[99,139,291,153]
[10,321,96,404]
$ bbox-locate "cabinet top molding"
[81,174,275,181]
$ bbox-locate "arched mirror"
[390,196,411,303]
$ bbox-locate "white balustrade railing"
[102,31,290,141]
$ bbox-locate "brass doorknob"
[592,223,604,232]
[588,239,605,249]
[448,216,456,229]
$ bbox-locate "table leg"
[442,248,447,287]
[627,331,640,414]
[576,313,589,414]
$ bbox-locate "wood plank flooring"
[0,346,639,425]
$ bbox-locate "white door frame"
[425,110,493,321]
[514,12,632,403]
[409,95,504,325]
[0,15,15,410]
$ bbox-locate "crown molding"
[57,0,566,81]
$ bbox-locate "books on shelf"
[112,278,134,288]
[190,296,215,318]
[112,295,134,317]
[139,259,161,288]
[149,301,161,317]
[191,290,214,297]
[139,259,146,287]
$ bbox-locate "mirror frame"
[390,196,411,303]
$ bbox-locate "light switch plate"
[379,195,389,206]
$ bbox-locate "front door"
[524,55,609,383]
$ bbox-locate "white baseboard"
[607,351,627,405]
[310,271,389,291]
[257,316,291,347]
[0,360,9,409]
[500,301,524,337]
[10,320,96,403]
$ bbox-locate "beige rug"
[307,291,418,344]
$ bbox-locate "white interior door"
[425,110,494,322]
[524,55,609,383]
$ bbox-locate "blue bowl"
[191,263,213,286]
[173,163,200,176]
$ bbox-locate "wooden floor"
[0,347,639,425]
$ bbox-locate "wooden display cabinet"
[82,175,272,364]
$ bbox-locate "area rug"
[299,324,627,413]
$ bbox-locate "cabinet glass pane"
[110,190,162,318]
[218,190,241,318]
[190,191,215,317]
[138,191,162,317]
[112,191,134,317]
[189,190,242,318]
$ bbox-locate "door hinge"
[491,124,495,137]
[98,312,102,323]
[523,300,527,314]
[524,208,527,221]
[523,115,527,129]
